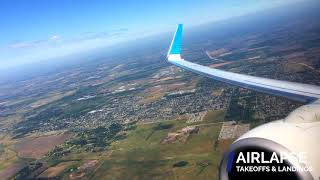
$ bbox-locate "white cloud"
[0,28,137,69]
[7,28,129,50]
[50,35,61,40]
[8,42,32,49]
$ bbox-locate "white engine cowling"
[219,102,320,180]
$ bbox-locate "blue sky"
[0,0,300,69]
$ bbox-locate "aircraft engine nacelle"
[219,102,320,180]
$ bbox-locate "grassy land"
[2,110,228,179]
[39,161,79,178]
[202,110,226,123]
[0,135,20,171]
[91,112,226,180]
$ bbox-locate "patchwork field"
[90,110,228,180]
[0,110,230,179]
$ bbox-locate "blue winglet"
[168,24,183,55]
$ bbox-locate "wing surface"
[167,24,320,103]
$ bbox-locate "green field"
[90,112,226,180]
[0,144,4,155]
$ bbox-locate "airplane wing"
[167,24,320,103]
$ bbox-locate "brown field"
[14,133,72,159]
[202,110,226,123]
[272,44,302,53]
[156,76,175,82]
[144,85,165,94]
[139,82,197,105]
[165,83,195,92]
[209,62,232,68]
[282,63,308,73]
[0,135,20,171]
[38,161,76,178]
[144,81,197,95]
[0,163,25,179]
[211,89,224,96]
[137,93,165,105]
[206,48,229,57]
[218,139,235,153]
[30,90,76,108]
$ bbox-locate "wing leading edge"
[167,24,320,103]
